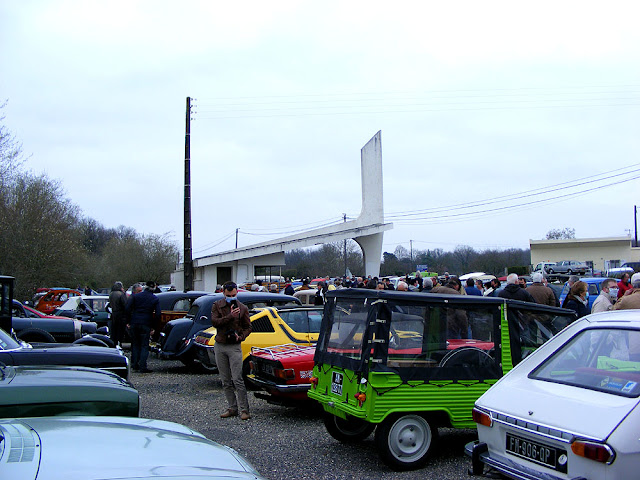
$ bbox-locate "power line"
[193,231,236,254]
[196,84,640,102]
[386,164,640,218]
[193,84,640,119]
[388,173,640,224]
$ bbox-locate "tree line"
[278,241,531,280]
[0,106,179,301]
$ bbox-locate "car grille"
[3,422,37,463]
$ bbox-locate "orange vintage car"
[35,288,83,314]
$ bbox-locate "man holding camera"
[211,281,252,420]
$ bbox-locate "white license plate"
[506,433,566,472]
[331,372,343,395]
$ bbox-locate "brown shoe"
[220,409,238,418]
[240,411,251,421]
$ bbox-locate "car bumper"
[246,374,310,393]
[465,441,585,480]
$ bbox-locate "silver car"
[466,310,640,480]
[1,416,265,479]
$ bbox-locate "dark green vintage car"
[0,364,139,418]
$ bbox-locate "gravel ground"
[130,353,477,480]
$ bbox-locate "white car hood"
[0,417,261,480]
[478,375,638,440]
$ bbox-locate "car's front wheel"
[323,412,375,443]
[374,414,436,471]
[179,351,218,373]
[17,328,56,343]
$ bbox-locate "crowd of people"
[291,271,640,320]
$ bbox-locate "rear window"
[173,299,192,311]
[530,327,640,397]
[186,304,200,318]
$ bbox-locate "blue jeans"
[129,324,151,370]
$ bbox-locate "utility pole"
[343,213,347,277]
[183,97,194,292]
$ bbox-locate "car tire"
[323,412,375,443]
[548,269,555,274]
[179,352,218,374]
[73,336,109,347]
[86,333,115,348]
[17,328,57,343]
[374,413,436,471]
[567,269,573,274]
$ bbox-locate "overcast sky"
[2,1,640,261]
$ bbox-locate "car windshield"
[530,327,640,398]
[325,298,369,360]
[0,328,21,350]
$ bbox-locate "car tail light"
[472,407,493,427]
[310,377,319,388]
[274,368,295,380]
[571,440,615,464]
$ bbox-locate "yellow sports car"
[192,306,323,375]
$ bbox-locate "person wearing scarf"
[563,280,590,318]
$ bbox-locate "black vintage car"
[158,292,301,371]
[12,299,98,343]
[153,291,211,340]
[0,327,130,379]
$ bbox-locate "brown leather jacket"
[210,298,252,344]
[613,289,640,310]
[526,283,559,307]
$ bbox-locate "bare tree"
[0,173,85,300]
[546,228,575,240]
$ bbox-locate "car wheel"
[73,336,109,347]
[86,333,115,348]
[548,269,555,274]
[323,412,375,443]
[17,328,56,343]
[567,269,573,274]
[179,351,218,374]
[374,414,436,471]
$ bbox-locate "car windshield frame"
[0,328,22,350]
[529,326,640,398]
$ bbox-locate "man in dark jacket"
[498,274,535,302]
[126,281,160,373]
[211,282,252,420]
[108,281,127,346]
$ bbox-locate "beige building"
[530,236,640,273]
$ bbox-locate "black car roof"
[191,292,301,308]
[325,288,575,315]
[154,291,211,308]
